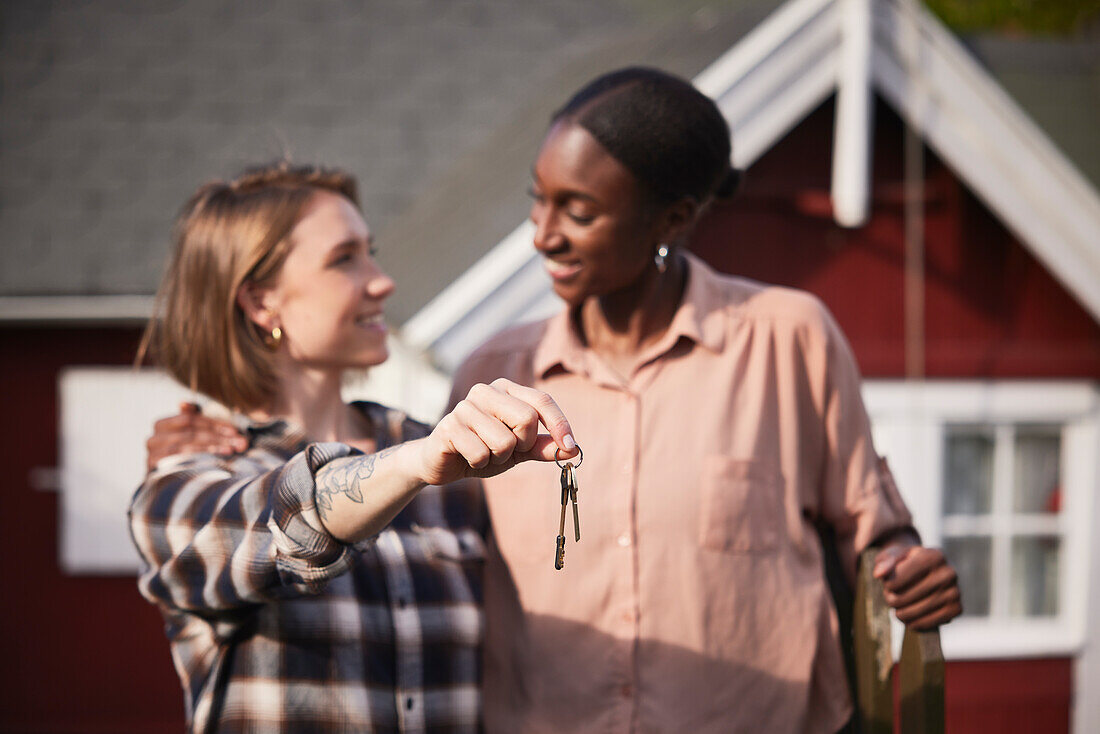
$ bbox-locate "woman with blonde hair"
[130,161,578,732]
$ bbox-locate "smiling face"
[529,120,667,306]
[256,190,395,371]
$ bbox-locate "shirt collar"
[243,401,387,456]
[245,416,309,456]
[532,251,728,379]
[532,308,588,379]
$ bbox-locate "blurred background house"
[1,0,1098,731]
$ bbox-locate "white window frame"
[861,380,1099,661]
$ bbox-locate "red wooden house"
[1,0,1096,731]
[401,1,1100,731]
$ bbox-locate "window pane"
[943,536,991,617]
[944,427,994,515]
[1010,536,1060,617]
[1013,428,1061,514]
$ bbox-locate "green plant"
[923,0,1100,34]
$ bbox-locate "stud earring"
[654,243,670,274]
[265,325,283,350]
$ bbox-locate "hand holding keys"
[554,445,582,570]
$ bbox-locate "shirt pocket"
[698,456,784,553]
[413,524,487,564]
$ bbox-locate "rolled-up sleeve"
[811,303,914,575]
[129,441,361,614]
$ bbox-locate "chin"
[551,281,589,308]
[348,347,389,368]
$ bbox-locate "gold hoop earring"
[654,244,670,274]
[265,326,283,350]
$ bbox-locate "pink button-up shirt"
[451,253,913,733]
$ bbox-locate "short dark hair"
[553,67,740,204]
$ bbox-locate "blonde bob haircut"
[139,161,359,412]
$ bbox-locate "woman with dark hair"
[449,67,960,733]
[148,69,960,732]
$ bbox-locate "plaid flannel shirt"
[129,401,486,734]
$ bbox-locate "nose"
[366,265,396,300]
[530,202,562,254]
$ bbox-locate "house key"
[554,471,568,570]
[554,445,583,570]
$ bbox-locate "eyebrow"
[327,236,372,255]
[529,169,599,204]
[565,191,598,204]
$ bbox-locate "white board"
[59,367,198,574]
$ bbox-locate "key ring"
[555,444,583,469]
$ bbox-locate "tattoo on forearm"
[316,444,402,517]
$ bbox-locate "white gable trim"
[404,0,1100,372]
[0,295,154,324]
[870,0,1100,323]
[831,0,873,226]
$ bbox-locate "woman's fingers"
[524,434,575,462]
[451,399,519,465]
[872,544,908,579]
[893,584,963,629]
[882,547,949,594]
[463,383,541,453]
[152,412,199,433]
[424,381,578,483]
[879,546,963,629]
[444,421,494,470]
[490,378,578,458]
[883,563,957,609]
[153,410,241,441]
[461,380,577,459]
[147,409,247,469]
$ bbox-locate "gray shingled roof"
[964,33,1100,194]
[0,0,635,299]
[3,0,1096,325]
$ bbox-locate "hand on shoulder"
[146,402,247,471]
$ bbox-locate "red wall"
[691,98,1100,379]
[944,659,1072,733]
[0,327,185,732]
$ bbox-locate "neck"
[579,252,687,368]
[254,365,357,442]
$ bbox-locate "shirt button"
[617,534,631,547]
[406,696,415,710]
[621,611,633,624]
[620,684,633,698]
[621,462,631,474]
